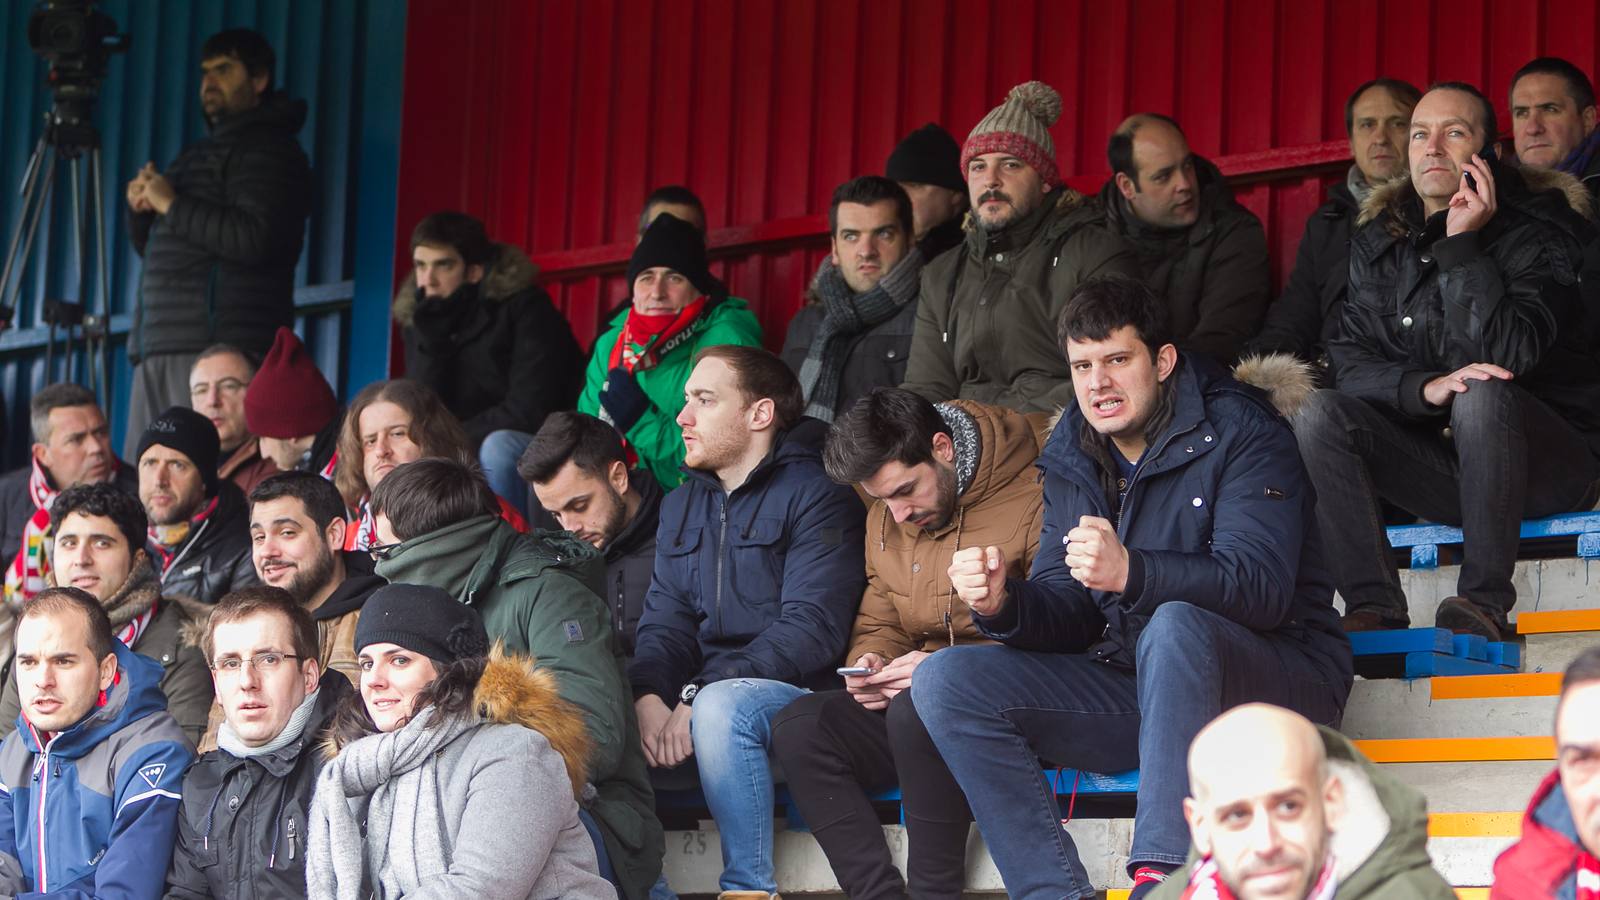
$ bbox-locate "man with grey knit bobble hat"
[901,80,1139,413]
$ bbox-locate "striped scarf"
[4,459,60,602]
[1178,854,1337,900]
[1580,850,1599,900]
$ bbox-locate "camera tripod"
[0,106,113,394]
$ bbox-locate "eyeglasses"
[190,378,250,399]
[210,652,301,674]
[367,541,401,562]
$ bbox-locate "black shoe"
[1341,608,1410,632]
[1434,596,1504,642]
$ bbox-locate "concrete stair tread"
[1391,558,1600,626]
[1342,678,1556,739]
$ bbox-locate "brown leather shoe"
[1341,608,1410,632]
[1434,596,1504,642]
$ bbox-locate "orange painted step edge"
[1353,736,1556,763]
[1516,608,1600,634]
[1431,672,1563,700]
[1106,889,1491,899]
[1427,811,1522,837]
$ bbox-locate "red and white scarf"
[1178,855,1337,900]
[5,459,63,602]
[1579,850,1599,900]
[148,495,220,574]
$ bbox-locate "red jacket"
[1492,768,1592,899]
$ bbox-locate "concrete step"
[1341,676,1557,739]
[1382,557,1600,625]
[1524,631,1600,672]
[1380,759,1550,812]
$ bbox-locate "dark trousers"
[770,689,972,900]
[908,602,1350,900]
[1294,382,1600,623]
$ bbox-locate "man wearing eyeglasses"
[188,344,279,496]
[166,586,354,899]
[0,483,213,744]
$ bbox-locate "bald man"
[1100,114,1271,364]
[1492,645,1600,897]
[1153,704,1453,899]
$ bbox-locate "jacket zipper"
[1113,427,1187,536]
[714,496,729,634]
[286,817,297,862]
[34,737,52,891]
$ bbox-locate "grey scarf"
[217,687,320,759]
[307,705,478,900]
[934,403,980,497]
[796,248,924,422]
[1345,164,1375,206]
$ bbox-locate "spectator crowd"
[1,24,1599,900]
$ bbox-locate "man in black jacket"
[124,29,313,459]
[1509,57,1600,196]
[782,176,925,423]
[886,123,969,261]
[521,411,662,659]
[137,408,259,606]
[1249,78,1421,369]
[165,586,354,899]
[1296,82,1600,639]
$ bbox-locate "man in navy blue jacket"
[0,587,194,899]
[910,277,1353,900]
[629,345,867,899]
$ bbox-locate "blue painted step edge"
[1451,633,1489,661]
[1404,651,1517,678]
[1486,642,1522,668]
[1347,627,1454,656]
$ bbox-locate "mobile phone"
[836,666,876,676]
[1465,141,1498,191]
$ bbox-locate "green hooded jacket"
[375,515,664,900]
[578,295,763,489]
[1151,726,1455,900]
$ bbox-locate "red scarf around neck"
[608,297,708,373]
[1579,850,1599,900]
[1179,854,1338,900]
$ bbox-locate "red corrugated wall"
[392,0,1600,361]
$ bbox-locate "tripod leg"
[91,147,111,395]
[0,134,52,320]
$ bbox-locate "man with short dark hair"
[165,586,355,899]
[0,383,136,603]
[902,81,1138,412]
[1509,57,1600,194]
[1297,81,1600,639]
[629,345,866,899]
[912,277,1351,899]
[885,123,969,259]
[0,586,194,898]
[188,343,279,495]
[521,411,662,659]
[638,185,708,239]
[1250,79,1422,367]
[772,387,1045,899]
[1492,645,1600,896]
[137,407,259,605]
[1101,113,1270,364]
[243,327,343,478]
[781,176,925,422]
[124,28,313,454]
[367,456,663,900]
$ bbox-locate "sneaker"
[1434,596,1504,641]
[1341,608,1410,632]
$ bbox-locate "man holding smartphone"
[770,388,1047,900]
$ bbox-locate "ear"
[1155,343,1179,382]
[466,263,485,285]
[1585,105,1598,133]
[1321,772,1347,832]
[303,657,322,695]
[931,431,956,465]
[1115,172,1139,201]
[98,652,119,693]
[607,459,631,495]
[1183,797,1211,857]
[829,235,842,269]
[748,397,777,433]
[251,71,270,97]
[31,442,48,467]
[326,517,348,553]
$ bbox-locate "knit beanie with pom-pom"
[961,81,1064,187]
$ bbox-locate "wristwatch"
[679,681,701,706]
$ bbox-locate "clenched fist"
[1064,515,1129,592]
[949,545,1009,617]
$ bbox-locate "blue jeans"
[479,429,536,519]
[691,677,809,893]
[910,602,1349,900]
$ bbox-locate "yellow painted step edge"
[1106,891,1489,899]
[1431,672,1562,700]
[1516,608,1600,634]
[1353,736,1556,763]
[1427,811,1522,837]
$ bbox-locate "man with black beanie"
[886,122,969,260]
[137,406,259,604]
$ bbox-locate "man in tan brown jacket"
[771,387,1046,900]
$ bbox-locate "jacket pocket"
[725,518,786,625]
[659,526,703,595]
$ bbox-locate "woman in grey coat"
[307,583,616,899]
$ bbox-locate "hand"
[1422,362,1513,408]
[125,174,151,213]
[655,701,695,768]
[950,545,1008,617]
[863,650,929,702]
[1445,153,1496,236]
[1065,515,1129,592]
[634,694,672,768]
[599,367,650,433]
[845,652,888,709]
[139,163,176,215]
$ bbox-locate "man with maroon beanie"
[244,327,343,480]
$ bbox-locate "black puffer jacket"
[1248,176,1362,367]
[1101,156,1271,365]
[163,672,354,900]
[394,243,584,447]
[129,93,313,362]
[601,469,662,658]
[154,481,260,605]
[1333,160,1600,454]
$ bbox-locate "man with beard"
[902,80,1138,412]
[782,177,926,423]
[1249,79,1421,370]
[137,408,259,605]
[188,343,279,495]
[0,483,213,744]
[628,346,866,900]
[123,29,312,453]
[770,387,1046,900]
[250,470,381,686]
[522,411,663,660]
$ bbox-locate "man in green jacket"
[367,456,664,900]
[1151,704,1454,900]
[901,80,1139,412]
[579,213,762,489]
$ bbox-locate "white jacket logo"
[139,763,166,787]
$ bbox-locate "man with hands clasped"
[1296,81,1600,640]
[910,276,1353,900]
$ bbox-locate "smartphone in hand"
[837,666,876,676]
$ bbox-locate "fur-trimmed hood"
[1232,352,1318,418]
[392,242,541,327]
[1357,161,1594,232]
